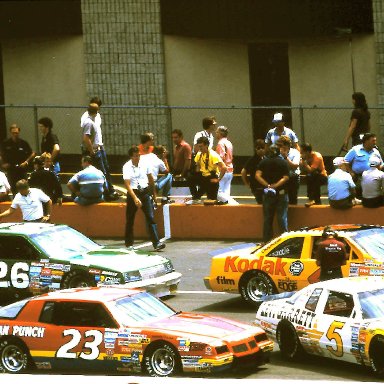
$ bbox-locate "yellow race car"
[204,224,384,305]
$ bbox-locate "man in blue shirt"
[67,156,105,206]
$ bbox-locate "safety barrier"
[0,202,382,240]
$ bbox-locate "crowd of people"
[0,91,382,246]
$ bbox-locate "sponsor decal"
[289,261,304,276]
[278,278,298,291]
[41,268,52,276]
[215,276,235,285]
[47,264,65,270]
[104,343,115,349]
[101,276,121,284]
[178,338,190,352]
[89,269,101,274]
[224,255,287,276]
[35,362,52,369]
[51,270,64,276]
[12,326,45,338]
[102,271,118,277]
[30,266,42,273]
[103,356,118,361]
[105,349,115,355]
[270,247,290,257]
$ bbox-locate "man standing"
[300,143,328,207]
[138,133,155,155]
[361,156,384,208]
[67,156,105,206]
[193,116,217,152]
[38,117,61,176]
[0,179,51,222]
[215,125,237,205]
[81,99,119,201]
[123,146,165,251]
[0,124,35,195]
[316,227,347,281]
[255,145,290,242]
[265,113,300,150]
[192,136,227,202]
[171,129,191,179]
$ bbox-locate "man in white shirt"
[361,156,384,208]
[123,146,165,251]
[0,171,10,201]
[81,98,119,201]
[0,179,52,222]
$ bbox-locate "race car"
[0,286,273,376]
[204,224,384,305]
[0,222,181,303]
[254,276,384,377]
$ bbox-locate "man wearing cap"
[361,156,384,208]
[265,113,300,151]
[316,227,347,281]
[328,157,357,209]
[344,133,382,198]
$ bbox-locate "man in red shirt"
[171,129,192,179]
[316,227,347,281]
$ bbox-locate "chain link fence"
[0,105,383,159]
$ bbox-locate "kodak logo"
[224,255,287,276]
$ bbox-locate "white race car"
[255,276,384,377]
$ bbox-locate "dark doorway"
[248,43,291,142]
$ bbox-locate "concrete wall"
[1,35,87,153]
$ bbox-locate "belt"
[132,187,149,194]
[93,145,103,151]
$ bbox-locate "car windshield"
[109,291,176,325]
[30,226,100,258]
[359,288,384,319]
[0,298,30,318]
[352,228,384,259]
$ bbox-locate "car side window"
[44,301,118,328]
[0,236,39,260]
[305,288,323,312]
[323,291,354,317]
[266,237,304,259]
[311,237,322,259]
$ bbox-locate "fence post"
[299,105,305,143]
[33,105,39,153]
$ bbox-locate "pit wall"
[0,202,381,239]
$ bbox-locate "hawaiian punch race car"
[0,286,273,376]
[0,223,181,303]
[204,224,384,305]
[255,276,384,377]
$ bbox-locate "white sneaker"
[353,198,362,205]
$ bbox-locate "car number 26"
[0,262,29,289]
[56,329,103,360]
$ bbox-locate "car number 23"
[0,262,29,289]
[56,329,103,360]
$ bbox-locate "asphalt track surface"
[1,239,381,383]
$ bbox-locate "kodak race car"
[0,286,273,376]
[204,224,384,305]
[0,222,181,303]
[254,276,384,378]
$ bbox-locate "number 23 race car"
[255,276,384,378]
[0,286,273,376]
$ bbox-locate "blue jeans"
[156,173,172,198]
[75,195,104,206]
[53,162,61,176]
[92,148,115,195]
[262,193,289,242]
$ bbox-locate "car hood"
[209,243,261,258]
[62,247,167,272]
[145,312,254,340]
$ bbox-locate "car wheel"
[0,339,32,373]
[370,335,384,377]
[277,321,304,360]
[144,342,181,377]
[62,271,95,289]
[239,270,276,305]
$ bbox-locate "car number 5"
[325,321,345,357]
[56,329,103,360]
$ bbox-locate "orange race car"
[204,224,384,306]
[0,286,273,377]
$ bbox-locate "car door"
[0,235,41,300]
[36,300,119,371]
[314,290,357,364]
[264,236,315,292]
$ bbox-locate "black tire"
[239,270,276,305]
[0,339,32,373]
[62,270,95,289]
[370,335,384,377]
[277,321,304,360]
[144,342,181,377]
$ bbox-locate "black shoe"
[154,242,166,251]
[215,200,228,205]
[105,192,120,201]
[161,197,175,205]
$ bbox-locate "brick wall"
[81,0,170,155]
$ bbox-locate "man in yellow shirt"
[191,136,227,202]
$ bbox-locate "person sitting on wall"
[361,156,384,208]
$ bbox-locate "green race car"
[0,222,181,303]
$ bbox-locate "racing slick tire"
[62,270,96,289]
[369,335,384,377]
[0,338,33,373]
[144,342,182,377]
[239,270,276,306]
[277,320,304,360]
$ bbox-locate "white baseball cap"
[272,113,284,123]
